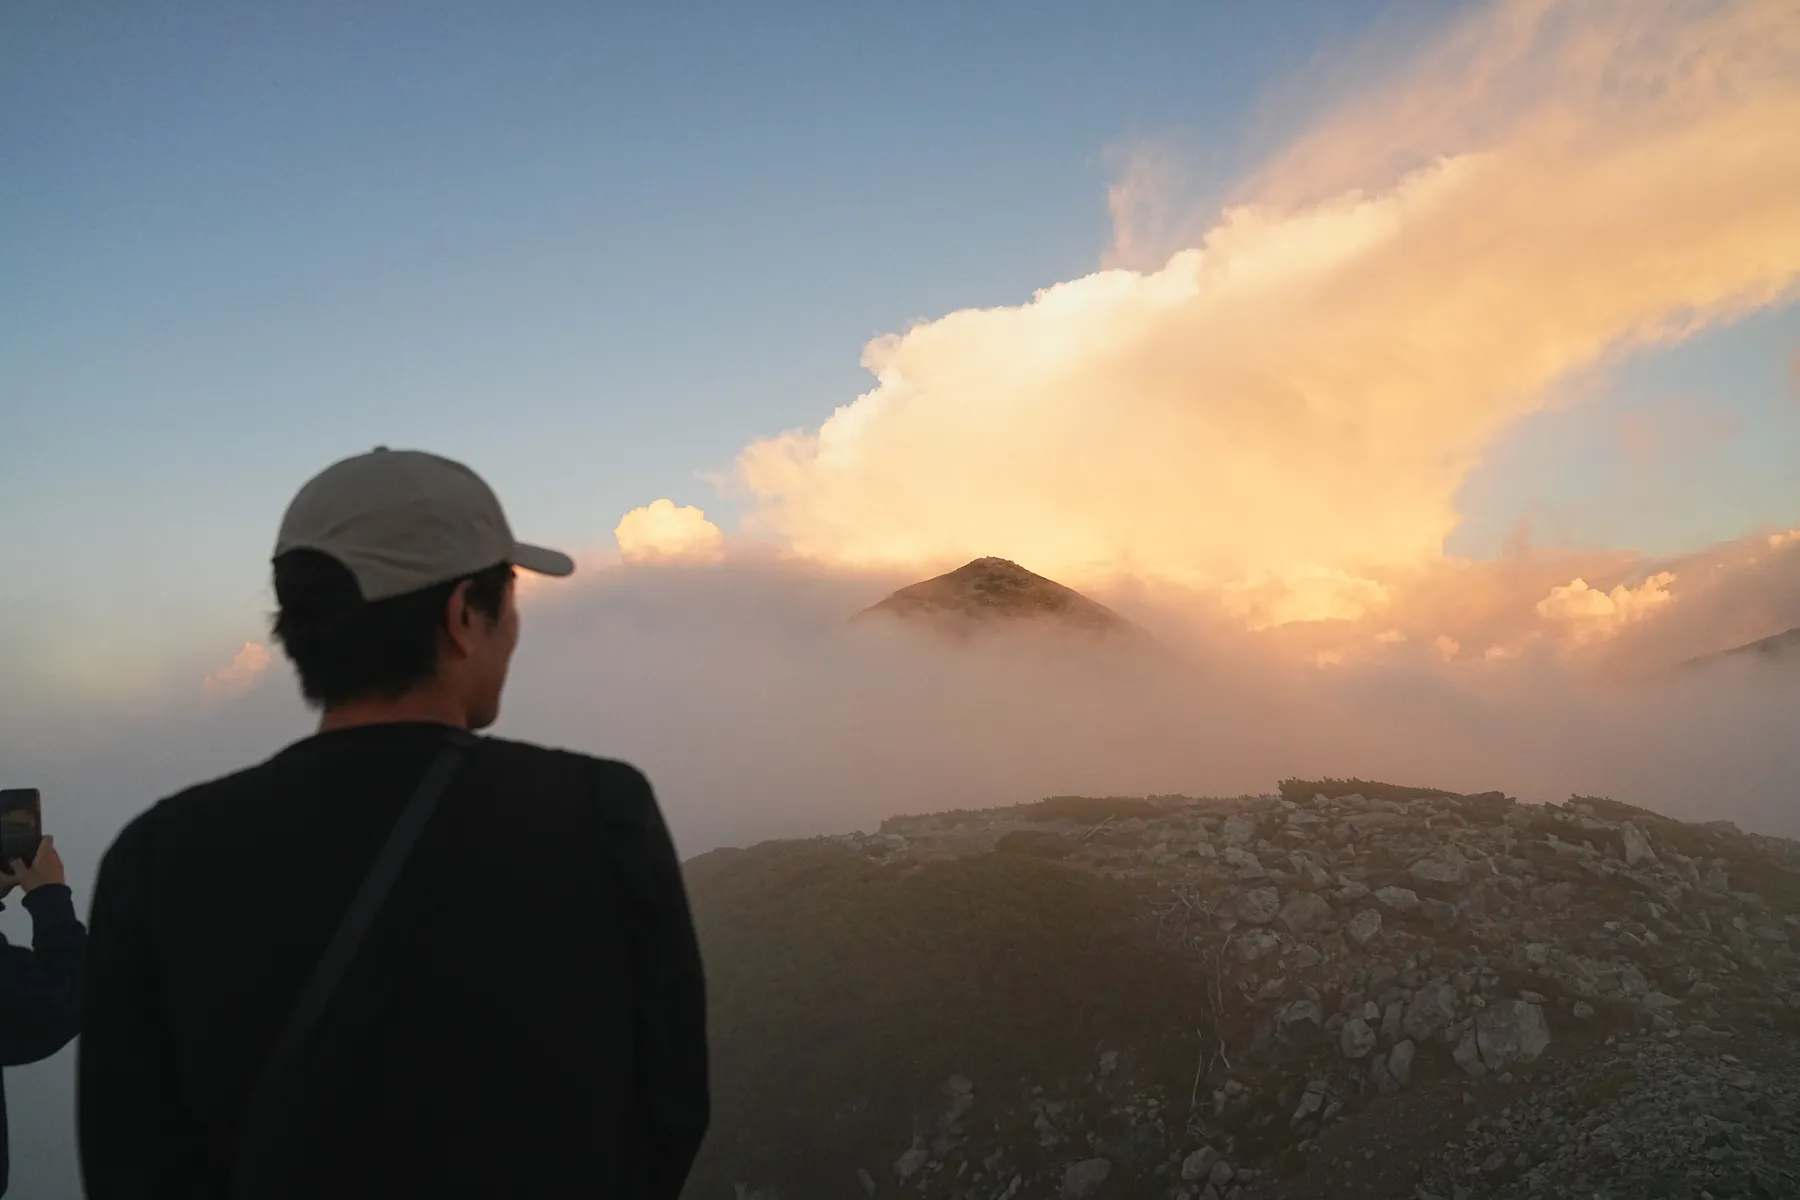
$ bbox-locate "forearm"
[25,882,88,959]
[0,884,86,1064]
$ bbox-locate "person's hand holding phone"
[0,834,65,895]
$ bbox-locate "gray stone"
[858,1168,876,1196]
[1278,890,1333,934]
[1457,884,1490,922]
[1348,812,1404,837]
[1380,1001,1405,1045]
[1346,908,1383,946]
[1421,897,1461,930]
[894,1140,930,1181]
[1221,817,1256,846]
[1366,1049,1392,1091]
[1234,931,1280,963]
[1237,887,1281,924]
[1222,846,1264,875]
[1411,853,1471,887]
[1376,886,1420,912]
[1291,1080,1326,1124]
[1453,1031,1488,1077]
[1277,998,1323,1037]
[1572,1000,1596,1019]
[1404,981,1459,1041]
[1180,1147,1219,1182]
[1475,1001,1551,1070]
[1620,821,1658,867]
[1388,1038,1416,1086]
[1340,1016,1377,1059]
[946,1089,975,1122]
[1210,1160,1235,1188]
[1061,1158,1112,1200]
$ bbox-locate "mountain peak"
[853,557,1133,635]
[1684,624,1800,669]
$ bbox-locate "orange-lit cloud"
[1537,571,1676,624]
[736,0,1800,630]
[202,641,271,698]
[1536,570,1677,647]
[615,500,725,563]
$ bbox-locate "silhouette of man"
[78,448,709,1198]
[0,836,84,1198]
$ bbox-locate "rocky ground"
[775,782,1800,1200]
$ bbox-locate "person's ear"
[442,579,478,657]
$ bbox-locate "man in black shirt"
[78,448,709,1198]
[0,836,84,1198]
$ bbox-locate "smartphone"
[0,789,42,869]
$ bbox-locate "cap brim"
[510,542,576,578]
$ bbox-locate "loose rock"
[1237,887,1281,925]
[1061,1158,1112,1200]
[1376,886,1420,912]
[1346,908,1383,946]
[1340,1017,1376,1060]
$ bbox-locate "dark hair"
[271,550,514,707]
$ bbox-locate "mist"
[15,552,1800,878]
[4,547,1799,1194]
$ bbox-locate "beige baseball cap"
[274,447,575,601]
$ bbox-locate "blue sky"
[3,0,1796,693]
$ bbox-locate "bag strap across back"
[230,728,476,1197]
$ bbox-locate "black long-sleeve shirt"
[0,882,86,1197]
[78,723,708,1199]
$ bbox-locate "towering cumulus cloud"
[737,0,1800,629]
[615,499,726,563]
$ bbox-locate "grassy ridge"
[684,841,1202,1196]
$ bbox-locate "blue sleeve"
[0,882,86,1065]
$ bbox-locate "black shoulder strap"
[230,728,475,1197]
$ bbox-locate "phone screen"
[0,789,42,868]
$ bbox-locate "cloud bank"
[731,0,1800,630]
